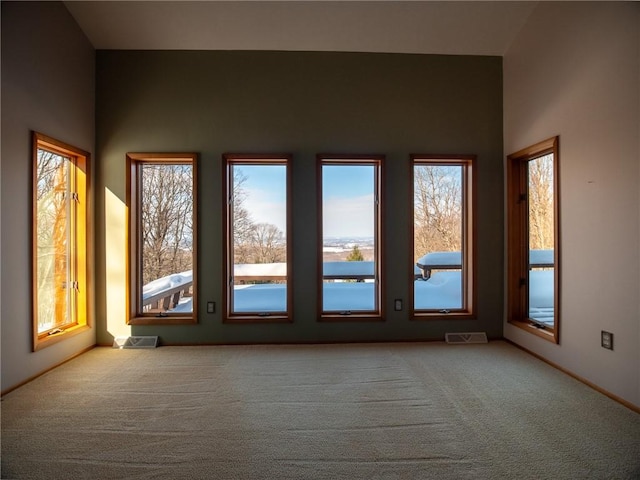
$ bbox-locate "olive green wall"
[96,50,503,345]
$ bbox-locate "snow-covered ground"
[144,263,554,324]
[528,269,555,325]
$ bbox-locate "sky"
[322,165,374,238]
[236,164,287,233]
[236,164,375,238]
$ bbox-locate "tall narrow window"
[318,155,383,320]
[33,133,90,350]
[127,153,197,324]
[411,155,475,318]
[223,155,291,322]
[507,137,560,343]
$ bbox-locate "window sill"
[412,311,475,320]
[319,313,384,322]
[33,324,91,352]
[128,316,197,326]
[224,314,292,324]
[509,319,558,344]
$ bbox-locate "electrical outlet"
[394,299,403,311]
[207,301,215,314]
[601,330,613,350]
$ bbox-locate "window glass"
[225,156,290,320]
[528,153,555,326]
[412,156,474,318]
[35,148,72,333]
[507,137,559,342]
[319,157,382,318]
[128,154,197,323]
[33,133,89,349]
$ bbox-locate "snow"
[416,250,553,268]
[172,298,194,313]
[231,283,376,312]
[142,270,193,300]
[323,283,375,311]
[415,269,554,321]
[233,284,286,312]
[414,271,463,310]
[323,247,347,253]
[528,269,555,325]
[143,260,554,322]
[416,251,461,268]
[529,249,554,267]
[323,261,374,277]
[234,263,286,277]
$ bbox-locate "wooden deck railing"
[142,280,193,312]
[142,275,193,312]
[141,260,426,313]
[416,249,554,279]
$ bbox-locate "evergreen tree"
[346,245,364,261]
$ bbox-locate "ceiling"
[64,1,537,56]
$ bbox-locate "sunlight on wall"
[105,187,131,339]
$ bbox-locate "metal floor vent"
[113,336,159,349]
[445,332,488,344]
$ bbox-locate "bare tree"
[231,168,287,266]
[414,165,462,260]
[36,150,66,200]
[35,150,69,328]
[140,164,193,283]
[528,154,554,250]
[250,223,286,264]
[231,169,256,264]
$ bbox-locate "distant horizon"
[323,236,374,248]
[323,235,374,241]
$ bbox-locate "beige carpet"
[2,341,639,479]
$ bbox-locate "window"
[127,153,197,324]
[411,155,475,318]
[318,155,383,320]
[32,133,90,350]
[223,155,291,322]
[507,137,560,343]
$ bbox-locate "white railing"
[416,249,553,279]
[142,271,193,312]
[142,252,554,318]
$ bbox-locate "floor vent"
[445,332,488,344]
[113,336,159,349]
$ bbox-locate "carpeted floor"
[2,341,639,479]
